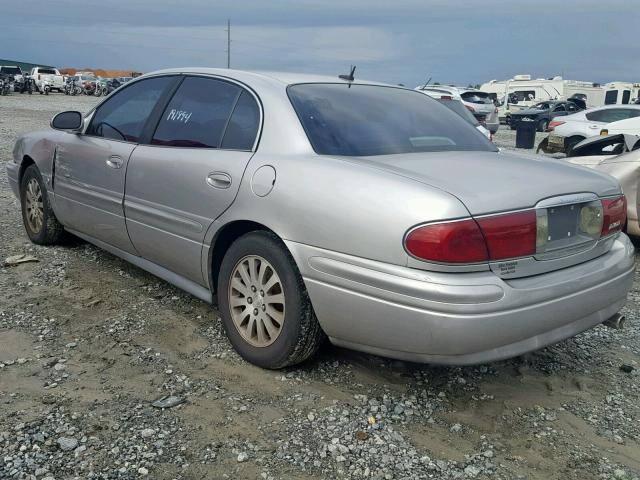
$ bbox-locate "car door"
[124,75,261,284]
[53,75,177,254]
[551,103,567,119]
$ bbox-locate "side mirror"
[51,111,83,132]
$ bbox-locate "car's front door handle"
[207,172,232,189]
[106,155,123,169]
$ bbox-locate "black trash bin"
[515,118,537,149]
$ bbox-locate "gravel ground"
[0,93,639,480]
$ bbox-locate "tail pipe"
[603,313,626,330]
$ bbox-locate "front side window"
[288,84,495,156]
[87,76,174,142]
[553,104,566,112]
[152,77,241,148]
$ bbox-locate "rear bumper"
[286,235,635,365]
[6,161,19,198]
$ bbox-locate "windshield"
[288,84,495,156]
[461,91,493,104]
[0,66,21,75]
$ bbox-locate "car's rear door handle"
[207,172,232,189]
[106,155,123,169]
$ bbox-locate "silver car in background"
[566,133,640,237]
[7,68,635,369]
[416,85,499,134]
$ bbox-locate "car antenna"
[339,65,356,85]
[422,76,432,89]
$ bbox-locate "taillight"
[405,219,488,263]
[476,211,537,260]
[38,74,41,80]
[440,95,453,100]
[406,198,625,265]
[405,211,537,264]
[602,195,627,236]
[466,104,475,113]
[548,120,565,131]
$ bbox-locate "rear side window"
[152,77,240,148]
[221,91,260,150]
[1,66,21,75]
[87,76,174,142]
[586,108,640,123]
[622,90,631,104]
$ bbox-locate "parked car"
[0,65,23,84]
[510,100,585,132]
[458,89,500,134]
[118,76,133,84]
[540,105,640,154]
[30,67,65,93]
[7,68,634,369]
[416,86,499,134]
[416,88,491,139]
[566,134,640,237]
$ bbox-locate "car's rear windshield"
[461,91,493,104]
[1,66,21,75]
[288,84,495,156]
[38,68,57,75]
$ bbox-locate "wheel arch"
[18,155,36,184]
[207,220,283,301]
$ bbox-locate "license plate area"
[535,196,603,259]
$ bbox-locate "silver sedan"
[6,68,635,369]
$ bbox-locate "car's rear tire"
[538,119,548,132]
[20,165,66,245]
[217,231,325,369]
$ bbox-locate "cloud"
[1,0,638,87]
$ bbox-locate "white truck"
[30,67,65,93]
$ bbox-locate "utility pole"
[226,19,231,69]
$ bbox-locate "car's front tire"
[20,165,66,245]
[217,231,325,369]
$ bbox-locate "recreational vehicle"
[481,75,636,124]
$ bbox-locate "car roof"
[585,104,640,112]
[147,67,393,88]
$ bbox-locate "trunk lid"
[344,150,623,278]
[353,150,620,215]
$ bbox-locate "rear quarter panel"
[209,153,471,267]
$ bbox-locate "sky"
[2,0,638,87]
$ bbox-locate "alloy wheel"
[25,178,44,234]
[228,255,285,347]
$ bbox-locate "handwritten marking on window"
[167,109,192,123]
